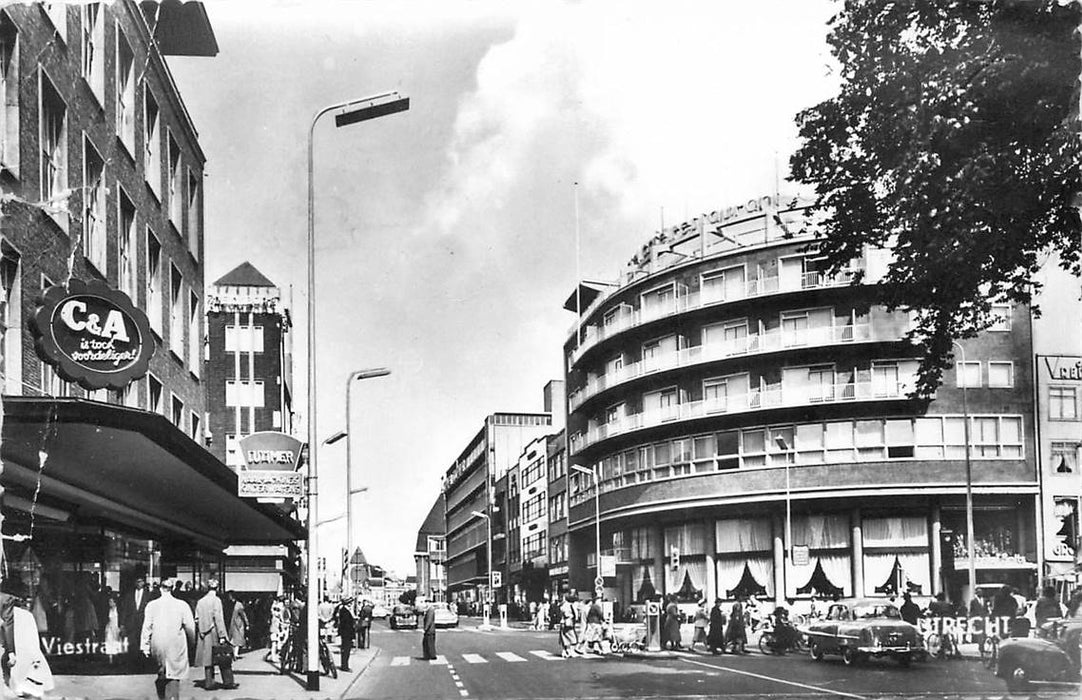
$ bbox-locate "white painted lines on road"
[461,653,488,664]
[529,650,563,661]
[681,657,868,699]
[494,651,527,662]
[431,655,448,665]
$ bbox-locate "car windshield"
[853,603,901,619]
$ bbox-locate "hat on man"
[207,579,220,590]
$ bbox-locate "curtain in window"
[716,518,772,553]
[716,558,745,598]
[862,516,927,547]
[666,559,707,600]
[629,527,653,561]
[863,553,898,595]
[792,514,850,548]
[665,523,706,556]
[818,554,852,596]
[632,564,658,602]
[896,552,931,595]
[746,557,775,597]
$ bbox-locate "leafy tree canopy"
[399,588,417,606]
[791,0,1081,395]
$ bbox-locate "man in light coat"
[141,579,195,700]
[193,579,235,691]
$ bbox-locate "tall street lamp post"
[471,510,494,629]
[571,465,602,597]
[775,436,793,603]
[952,340,977,604]
[305,91,408,692]
[325,368,391,598]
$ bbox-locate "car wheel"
[1004,665,1030,694]
[758,632,775,655]
[809,642,824,661]
[842,647,859,666]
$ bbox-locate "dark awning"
[1,397,305,550]
[562,281,613,313]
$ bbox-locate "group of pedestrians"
[557,592,609,657]
[697,598,749,654]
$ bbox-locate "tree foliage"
[399,588,417,606]
[791,0,1081,395]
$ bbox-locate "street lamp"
[775,436,793,603]
[952,340,977,606]
[571,465,602,598]
[471,509,495,628]
[305,91,408,692]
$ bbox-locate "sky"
[167,0,839,579]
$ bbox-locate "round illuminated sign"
[30,280,155,391]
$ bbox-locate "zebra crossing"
[382,649,610,667]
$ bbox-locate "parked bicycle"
[279,621,337,678]
[924,628,961,660]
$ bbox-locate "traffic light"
[940,529,955,574]
[669,545,680,570]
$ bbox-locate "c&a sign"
[30,280,154,391]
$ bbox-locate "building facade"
[546,431,570,600]
[414,493,447,602]
[0,1,302,667]
[562,194,1054,613]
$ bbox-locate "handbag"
[212,643,233,667]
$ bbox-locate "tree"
[399,589,417,606]
[791,0,1081,394]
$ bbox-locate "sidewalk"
[49,645,379,700]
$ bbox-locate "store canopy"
[1,397,305,550]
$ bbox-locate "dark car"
[995,619,1081,693]
[389,604,418,630]
[805,598,924,666]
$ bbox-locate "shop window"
[1050,386,1077,420]
[116,29,135,154]
[38,71,67,231]
[1053,441,1078,474]
[81,4,104,103]
[82,137,106,275]
[117,189,137,299]
[0,13,19,174]
[988,361,1013,388]
[956,361,981,388]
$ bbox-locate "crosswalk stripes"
[494,651,526,662]
[431,655,448,665]
[461,653,488,664]
[388,650,579,667]
[529,650,563,661]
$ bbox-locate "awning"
[1,397,305,550]
[562,281,614,313]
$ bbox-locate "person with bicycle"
[769,603,798,652]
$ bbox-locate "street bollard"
[645,600,661,652]
[499,603,508,628]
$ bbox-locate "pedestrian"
[119,576,152,660]
[140,578,195,700]
[574,593,589,655]
[692,599,709,650]
[534,600,547,630]
[318,596,336,644]
[268,595,286,663]
[899,592,920,626]
[356,599,373,649]
[103,595,122,662]
[559,593,579,658]
[225,592,248,657]
[707,598,727,654]
[584,596,604,654]
[422,601,437,660]
[663,594,682,650]
[726,599,747,654]
[336,598,356,670]
[1034,585,1064,628]
[193,579,236,691]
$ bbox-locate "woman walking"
[226,592,248,657]
[707,599,727,654]
[691,599,709,651]
[726,599,747,654]
[559,593,579,658]
[663,595,682,650]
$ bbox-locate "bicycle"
[279,623,338,678]
[979,633,999,670]
[924,628,961,660]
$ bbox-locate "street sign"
[792,544,810,567]
[491,571,502,587]
[594,575,604,588]
[600,554,617,577]
[645,600,661,616]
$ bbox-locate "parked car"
[805,598,924,666]
[389,604,418,630]
[994,619,1081,693]
[432,603,460,628]
[371,603,390,619]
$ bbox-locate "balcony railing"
[568,323,877,411]
[568,379,911,455]
[568,269,861,366]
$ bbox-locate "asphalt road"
[352,618,1031,700]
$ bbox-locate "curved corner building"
[562,195,1041,611]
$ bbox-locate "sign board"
[792,545,810,567]
[600,555,617,578]
[593,575,605,588]
[30,280,154,390]
[645,600,661,617]
[491,571,502,588]
[238,471,304,499]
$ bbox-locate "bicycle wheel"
[758,631,775,655]
[925,633,942,658]
[982,636,999,670]
[279,637,293,674]
[321,640,338,679]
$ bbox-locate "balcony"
[568,322,881,412]
[568,268,862,366]
[568,379,912,456]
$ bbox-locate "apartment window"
[225,325,264,353]
[188,290,200,377]
[872,362,901,396]
[190,411,201,442]
[117,189,136,299]
[989,304,1012,331]
[144,91,161,197]
[148,375,163,414]
[225,380,265,408]
[605,403,622,425]
[0,14,19,173]
[781,311,810,346]
[43,3,66,41]
[988,361,1014,388]
[701,265,745,302]
[116,29,135,153]
[704,377,730,412]
[1050,386,1078,420]
[548,493,566,522]
[170,394,184,429]
[225,434,242,467]
[82,137,107,274]
[146,232,162,333]
[167,133,182,226]
[1,245,20,394]
[169,264,183,357]
[39,72,68,231]
[523,493,545,522]
[956,361,981,389]
[1052,442,1078,474]
[81,4,104,103]
[187,169,201,259]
